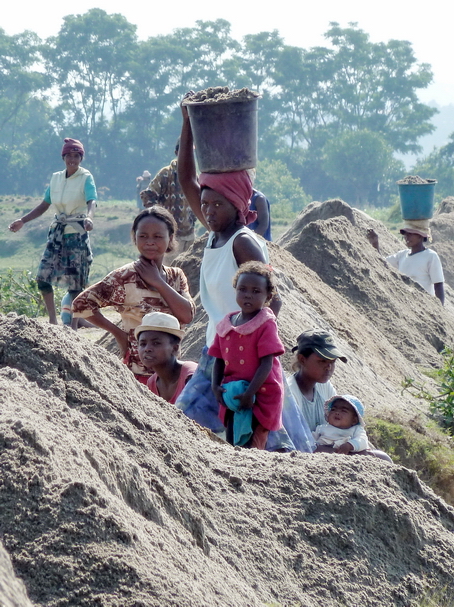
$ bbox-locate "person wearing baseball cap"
[287,329,347,434]
[135,312,197,404]
[291,329,348,362]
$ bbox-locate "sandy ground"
[2,200,454,605]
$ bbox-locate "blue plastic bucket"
[398,180,436,220]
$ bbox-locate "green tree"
[254,158,310,211]
[0,28,56,194]
[273,23,436,155]
[123,20,240,178]
[272,23,436,203]
[323,23,436,153]
[322,130,395,205]
[230,31,285,154]
[0,28,47,139]
[412,133,454,202]
[44,9,137,144]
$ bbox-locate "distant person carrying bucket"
[367,223,445,305]
[367,174,444,305]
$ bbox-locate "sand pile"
[0,542,34,607]
[431,196,454,290]
[276,199,454,367]
[183,87,259,104]
[2,314,454,606]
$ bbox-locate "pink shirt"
[208,307,284,431]
[146,360,198,404]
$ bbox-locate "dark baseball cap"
[292,329,347,363]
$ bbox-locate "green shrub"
[0,268,65,318]
[416,585,454,607]
[403,347,454,435]
[0,268,45,317]
[367,417,454,505]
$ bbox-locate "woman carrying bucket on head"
[174,89,313,453]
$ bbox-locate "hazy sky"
[3,0,453,106]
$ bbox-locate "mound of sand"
[431,196,454,290]
[0,542,34,607]
[2,314,454,606]
[276,199,454,367]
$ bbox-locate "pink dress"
[208,307,284,431]
[146,361,198,404]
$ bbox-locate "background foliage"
[1,14,452,206]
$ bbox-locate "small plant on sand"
[0,268,45,317]
[0,268,65,318]
[402,347,454,435]
[416,585,454,607]
[367,416,454,505]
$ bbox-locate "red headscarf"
[199,170,257,225]
[61,138,85,158]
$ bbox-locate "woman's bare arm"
[177,100,208,229]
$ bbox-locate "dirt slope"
[276,199,454,366]
[431,196,454,290]
[1,315,454,606]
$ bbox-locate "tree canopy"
[0,17,439,206]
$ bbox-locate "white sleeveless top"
[200,227,269,346]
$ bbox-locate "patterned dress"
[36,167,97,291]
[72,262,195,375]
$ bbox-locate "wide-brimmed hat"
[400,227,430,238]
[324,394,365,426]
[134,312,184,340]
[142,170,151,178]
[292,329,347,363]
[399,219,430,239]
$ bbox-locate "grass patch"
[416,585,454,607]
[367,416,454,505]
[0,268,66,318]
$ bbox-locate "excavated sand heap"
[1,314,454,606]
[276,199,454,366]
[431,196,454,290]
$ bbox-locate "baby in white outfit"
[313,394,368,455]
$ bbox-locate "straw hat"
[134,312,184,340]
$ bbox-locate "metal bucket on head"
[186,97,258,173]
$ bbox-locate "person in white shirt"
[367,225,444,305]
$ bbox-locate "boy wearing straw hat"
[136,312,197,404]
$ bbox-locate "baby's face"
[327,400,358,429]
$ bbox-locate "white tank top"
[200,227,269,346]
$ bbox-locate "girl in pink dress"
[209,262,284,449]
